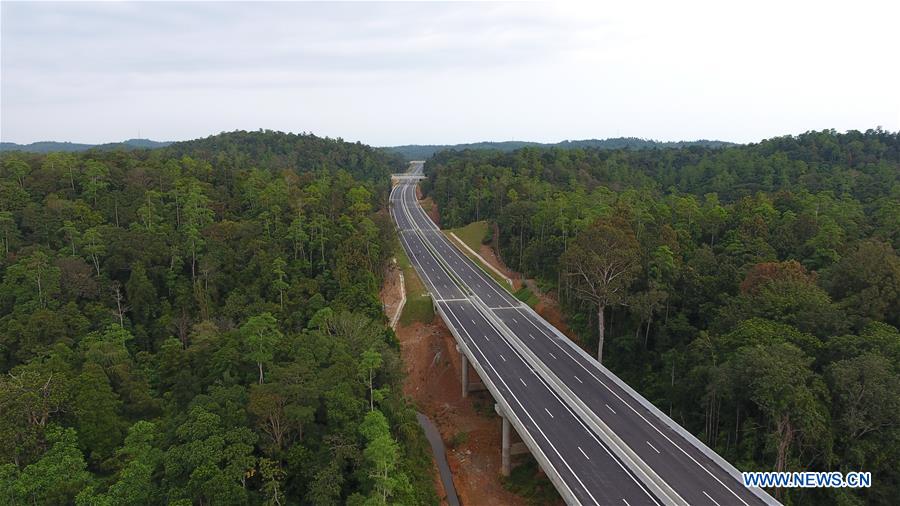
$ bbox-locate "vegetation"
[0,131,438,505]
[513,287,539,308]
[423,128,900,505]
[383,137,734,161]
[0,139,172,153]
[395,248,434,327]
[446,220,490,253]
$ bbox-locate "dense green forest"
[0,139,173,154]
[383,137,734,162]
[423,128,900,505]
[0,131,439,505]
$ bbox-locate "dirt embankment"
[396,318,526,506]
[381,261,525,506]
[380,260,404,326]
[416,186,442,227]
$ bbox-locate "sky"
[2,0,899,146]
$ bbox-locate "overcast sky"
[2,1,898,146]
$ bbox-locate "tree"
[0,362,72,466]
[358,410,410,504]
[82,160,109,207]
[258,457,286,506]
[81,227,105,277]
[272,256,288,310]
[125,262,156,331]
[827,353,900,469]
[823,239,900,327]
[1,250,62,311]
[75,421,162,506]
[723,342,827,497]
[0,210,15,254]
[12,426,91,505]
[562,217,640,362]
[73,363,126,463]
[359,348,383,411]
[4,155,31,189]
[286,215,308,262]
[177,178,214,280]
[59,220,80,256]
[241,313,283,384]
[164,406,257,505]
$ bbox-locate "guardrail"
[469,295,685,506]
[434,301,582,505]
[514,302,781,506]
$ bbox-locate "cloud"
[2,1,898,145]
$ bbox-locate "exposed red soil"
[416,187,442,227]
[380,260,404,325]
[397,318,527,506]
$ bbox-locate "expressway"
[391,179,664,505]
[392,162,780,506]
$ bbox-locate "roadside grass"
[514,286,539,308]
[395,245,435,326]
[448,220,490,252]
[444,221,514,293]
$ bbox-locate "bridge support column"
[460,352,469,398]
[501,414,511,477]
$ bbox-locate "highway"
[391,161,779,505]
[392,179,664,505]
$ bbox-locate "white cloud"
[2,0,898,145]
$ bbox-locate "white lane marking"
[519,378,527,387]
[405,183,660,504]
[471,319,477,325]
[574,375,583,384]
[513,307,750,505]
[500,354,506,362]
[578,446,590,460]
[623,500,631,506]
[513,318,518,323]
[484,335,490,341]
[646,441,661,454]
[606,404,617,415]
[440,304,605,506]
[529,333,536,340]
[412,202,517,306]
[703,491,721,506]
[549,352,557,359]
[544,408,554,418]
[475,312,665,505]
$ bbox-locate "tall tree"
[241,313,283,385]
[562,217,640,362]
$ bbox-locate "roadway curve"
[392,179,662,505]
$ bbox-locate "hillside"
[422,127,900,505]
[383,137,735,160]
[0,131,435,505]
[0,138,172,153]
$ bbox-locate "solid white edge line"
[513,307,753,506]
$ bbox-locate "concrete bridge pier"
[457,345,485,398]
[495,404,531,476]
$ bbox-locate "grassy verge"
[514,286,539,308]
[396,245,435,326]
[444,221,514,293]
[448,220,489,252]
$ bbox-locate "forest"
[423,128,900,505]
[0,131,439,505]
